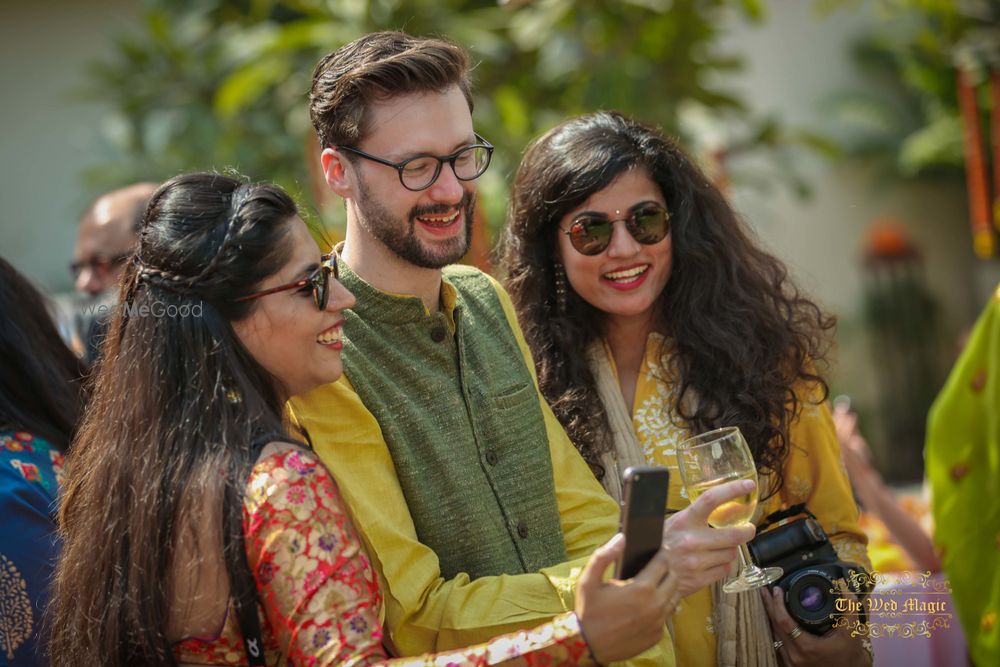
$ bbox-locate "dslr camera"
[748,504,870,635]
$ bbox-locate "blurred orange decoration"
[864,218,918,261]
[858,493,933,574]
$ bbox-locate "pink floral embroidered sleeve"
[175,449,596,666]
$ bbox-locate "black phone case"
[615,466,669,579]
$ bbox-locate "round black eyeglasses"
[337,133,494,191]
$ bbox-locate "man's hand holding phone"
[574,533,675,663]
[572,476,757,663]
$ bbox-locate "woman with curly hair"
[498,111,872,667]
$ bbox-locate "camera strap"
[233,530,268,666]
[756,502,813,532]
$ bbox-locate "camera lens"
[798,584,825,612]
[784,569,840,635]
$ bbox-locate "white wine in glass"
[686,470,758,528]
[677,427,782,592]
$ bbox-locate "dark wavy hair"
[310,30,472,149]
[498,111,834,495]
[0,257,86,449]
[50,173,299,665]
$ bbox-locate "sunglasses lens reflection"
[313,255,339,311]
[570,219,613,256]
[630,208,670,244]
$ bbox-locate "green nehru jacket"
[337,261,567,579]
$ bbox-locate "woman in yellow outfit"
[499,111,872,667]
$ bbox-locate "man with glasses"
[70,182,158,361]
[290,32,677,664]
[72,183,157,297]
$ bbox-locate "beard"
[354,175,476,269]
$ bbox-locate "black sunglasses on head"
[561,204,671,256]
[236,253,339,311]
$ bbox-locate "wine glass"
[676,426,782,593]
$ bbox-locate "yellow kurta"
[611,333,870,666]
[290,274,675,667]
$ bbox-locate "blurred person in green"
[925,283,1000,667]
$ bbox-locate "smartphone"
[615,466,669,580]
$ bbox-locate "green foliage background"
[822,0,1000,179]
[82,0,823,234]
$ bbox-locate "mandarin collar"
[336,250,459,326]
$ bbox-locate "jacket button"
[517,520,529,539]
[485,450,499,466]
[430,326,447,343]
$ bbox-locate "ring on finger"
[773,640,784,651]
[788,626,804,641]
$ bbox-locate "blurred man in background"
[72,183,157,296]
[70,182,158,362]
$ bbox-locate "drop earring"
[553,262,568,315]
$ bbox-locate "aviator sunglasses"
[236,252,339,311]
[561,204,671,256]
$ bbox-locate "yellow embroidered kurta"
[290,275,674,667]
[609,333,870,666]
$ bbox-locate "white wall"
[720,1,999,426]
[0,0,140,292]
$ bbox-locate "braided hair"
[51,173,302,665]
